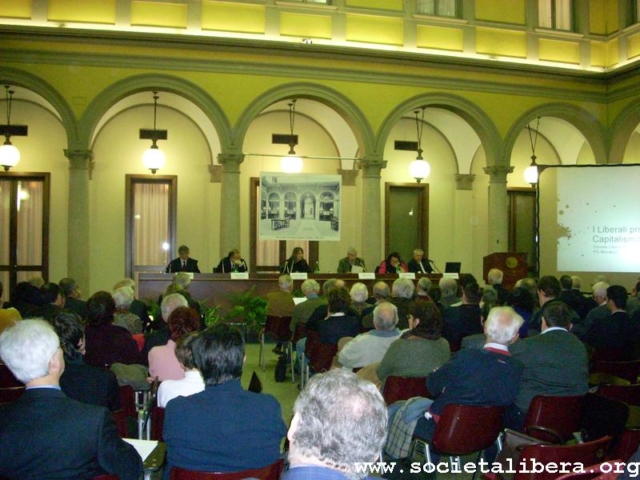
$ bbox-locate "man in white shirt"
[157,332,205,408]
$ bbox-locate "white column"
[483,165,513,253]
[217,153,244,258]
[360,158,387,267]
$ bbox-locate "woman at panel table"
[376,252,408,274]
[281,247,311,274]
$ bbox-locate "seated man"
[510,301,589,422]
[285,369,387,480]
[407,248,433,274]
[290,279,325,335]
[389,278,415,330]
[163,323,286,477]
[337,302,401,370]
[266,274,295,354]
[214,249,248,273]
[166,244,200,273]
[442,282,483,349]
[337,246,367,273]
[413,306,524,442]
[157,332,205,408]
[0,319,142,480]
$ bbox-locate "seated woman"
[281,246,311,274]
[156,332,205,408]
[148,306,201,381]
[84,291,141,368]
[112,286,143,334]
[376,301,450,388]
[214,249,248,273]
[51,312,121,411]
[376,252,408,274]
[350,283,372,319]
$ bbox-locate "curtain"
[134,182,169,267]
[16,180,43,266]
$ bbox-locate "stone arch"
[375,93,502,172]
[608,98,640,164]
[79,73,231,153]
[503,103,607,165]
[233,82,375,158]
[0,66,78,147]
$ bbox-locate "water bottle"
[314,261,320,274]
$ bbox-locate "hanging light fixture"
[281,99,303,174]
[139,91,167,174]
[0,86,28,172]
[409,107,430,183]
[524,117,540,186]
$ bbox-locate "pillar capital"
[483,165,514,183]
[64,149,93,169]
[338,169,359,186]
[217,153,245,170]
[358,158,387,178]
[455,174,475,191]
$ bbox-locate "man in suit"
[285,369,387,480]
[336,247,367,273]
[290,279,324,335]
[214,248,248,273]
[59,277,87,318]
[266,274,295,354]
[166,244,200,273]
[0,319,142,480]
[572,281,609,341]
[163,323,286,478]
[510,301,589,418]
[407,248,433,274]
[486,268,509,305]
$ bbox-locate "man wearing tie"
[166,245,201,273]
[407,248,433,274]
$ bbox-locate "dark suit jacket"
[84,322,140,368]
[337,257,366,273]
[510,328,589,413]
[166,257,200,273]
[163,379,286,478]
[214,257,248,273]
[407,259,433,274]
[63,297,87,318]
[0,388,142,480]
[60,357,121,411]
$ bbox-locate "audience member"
[50,312,121,411]
[558,275,585,316]
[112,286,143,334]
[141,293,189,365]
[442,282,483,350]
[31,282,65,320]
[163,324,286,477]
[0,281,21,334]
[361,281,390,329]
[412,306,523,443]
[166,244,200,273]
[285,369,387,480]
[214,249,248,273]
[510,301,589,424]
[84,291,140,368]
[627,280,640,319]
[337,247,367,273]
[59,277,87,318]
[507,286,535,339]
[0,319,142,479]
[529,275,579,334]
[10,281,41,318]
[281,246,311,274]
[337,302,401,370]
[156,332,205,408]
[438,277,460,308]
[266,274,295,354]
[585,284,640,360]
[389,278,415,330]
[290,279,324,335]
[376,301,450,388]
[349,282,371,318]
[407,248,433,274]
[487,268,509,305]
[376,252,407,274]
[306,288,361,345]
[570,275,594,319]
[113,278,151,331]
[416,276,432,301]
[149,306,201,380]
[572,281,609,340]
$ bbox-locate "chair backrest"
[169,459,284,480]
[119,384,137,418]
[382,376,430,405]
[111,409,130,438]
[264,316,292,342]
[515,436,611,480]
[524,395,584,443]
[150,406,165,441]
[554,459,624,480]
[0,362,23,388]
[0,385,25,403]
[592,360,640,384]
[581,393,629,443]
[291,321,307,344]
[597,384,640,406]
[607,429,640,462]
[132,333,145,352]
[431,404,504,456]
[305,331,337,373]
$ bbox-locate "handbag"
[494,429,549,480]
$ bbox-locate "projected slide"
[539,165,640,278]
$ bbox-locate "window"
[0,174,50,296]
[538,0,574,31]
[630,0,640,25]
[508,188,537,276]
[125,175,177,278]
[416,0,460,18]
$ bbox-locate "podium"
[483,252,528,290]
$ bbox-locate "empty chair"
[169,459,284,480]
[580,393,629,446]
[259,315,292,375]
[382,376,431,405]
[597,384,640,428]
[591,360,640,384]
[513,436,611,480]
[301,330,338,388]
[523,395,584,444]
[412,404,504,476]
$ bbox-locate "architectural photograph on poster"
[259,173,341,241]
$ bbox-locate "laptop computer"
[444,262,461,273]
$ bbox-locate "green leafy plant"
[224,287,268,335]
[199,301,222,328]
